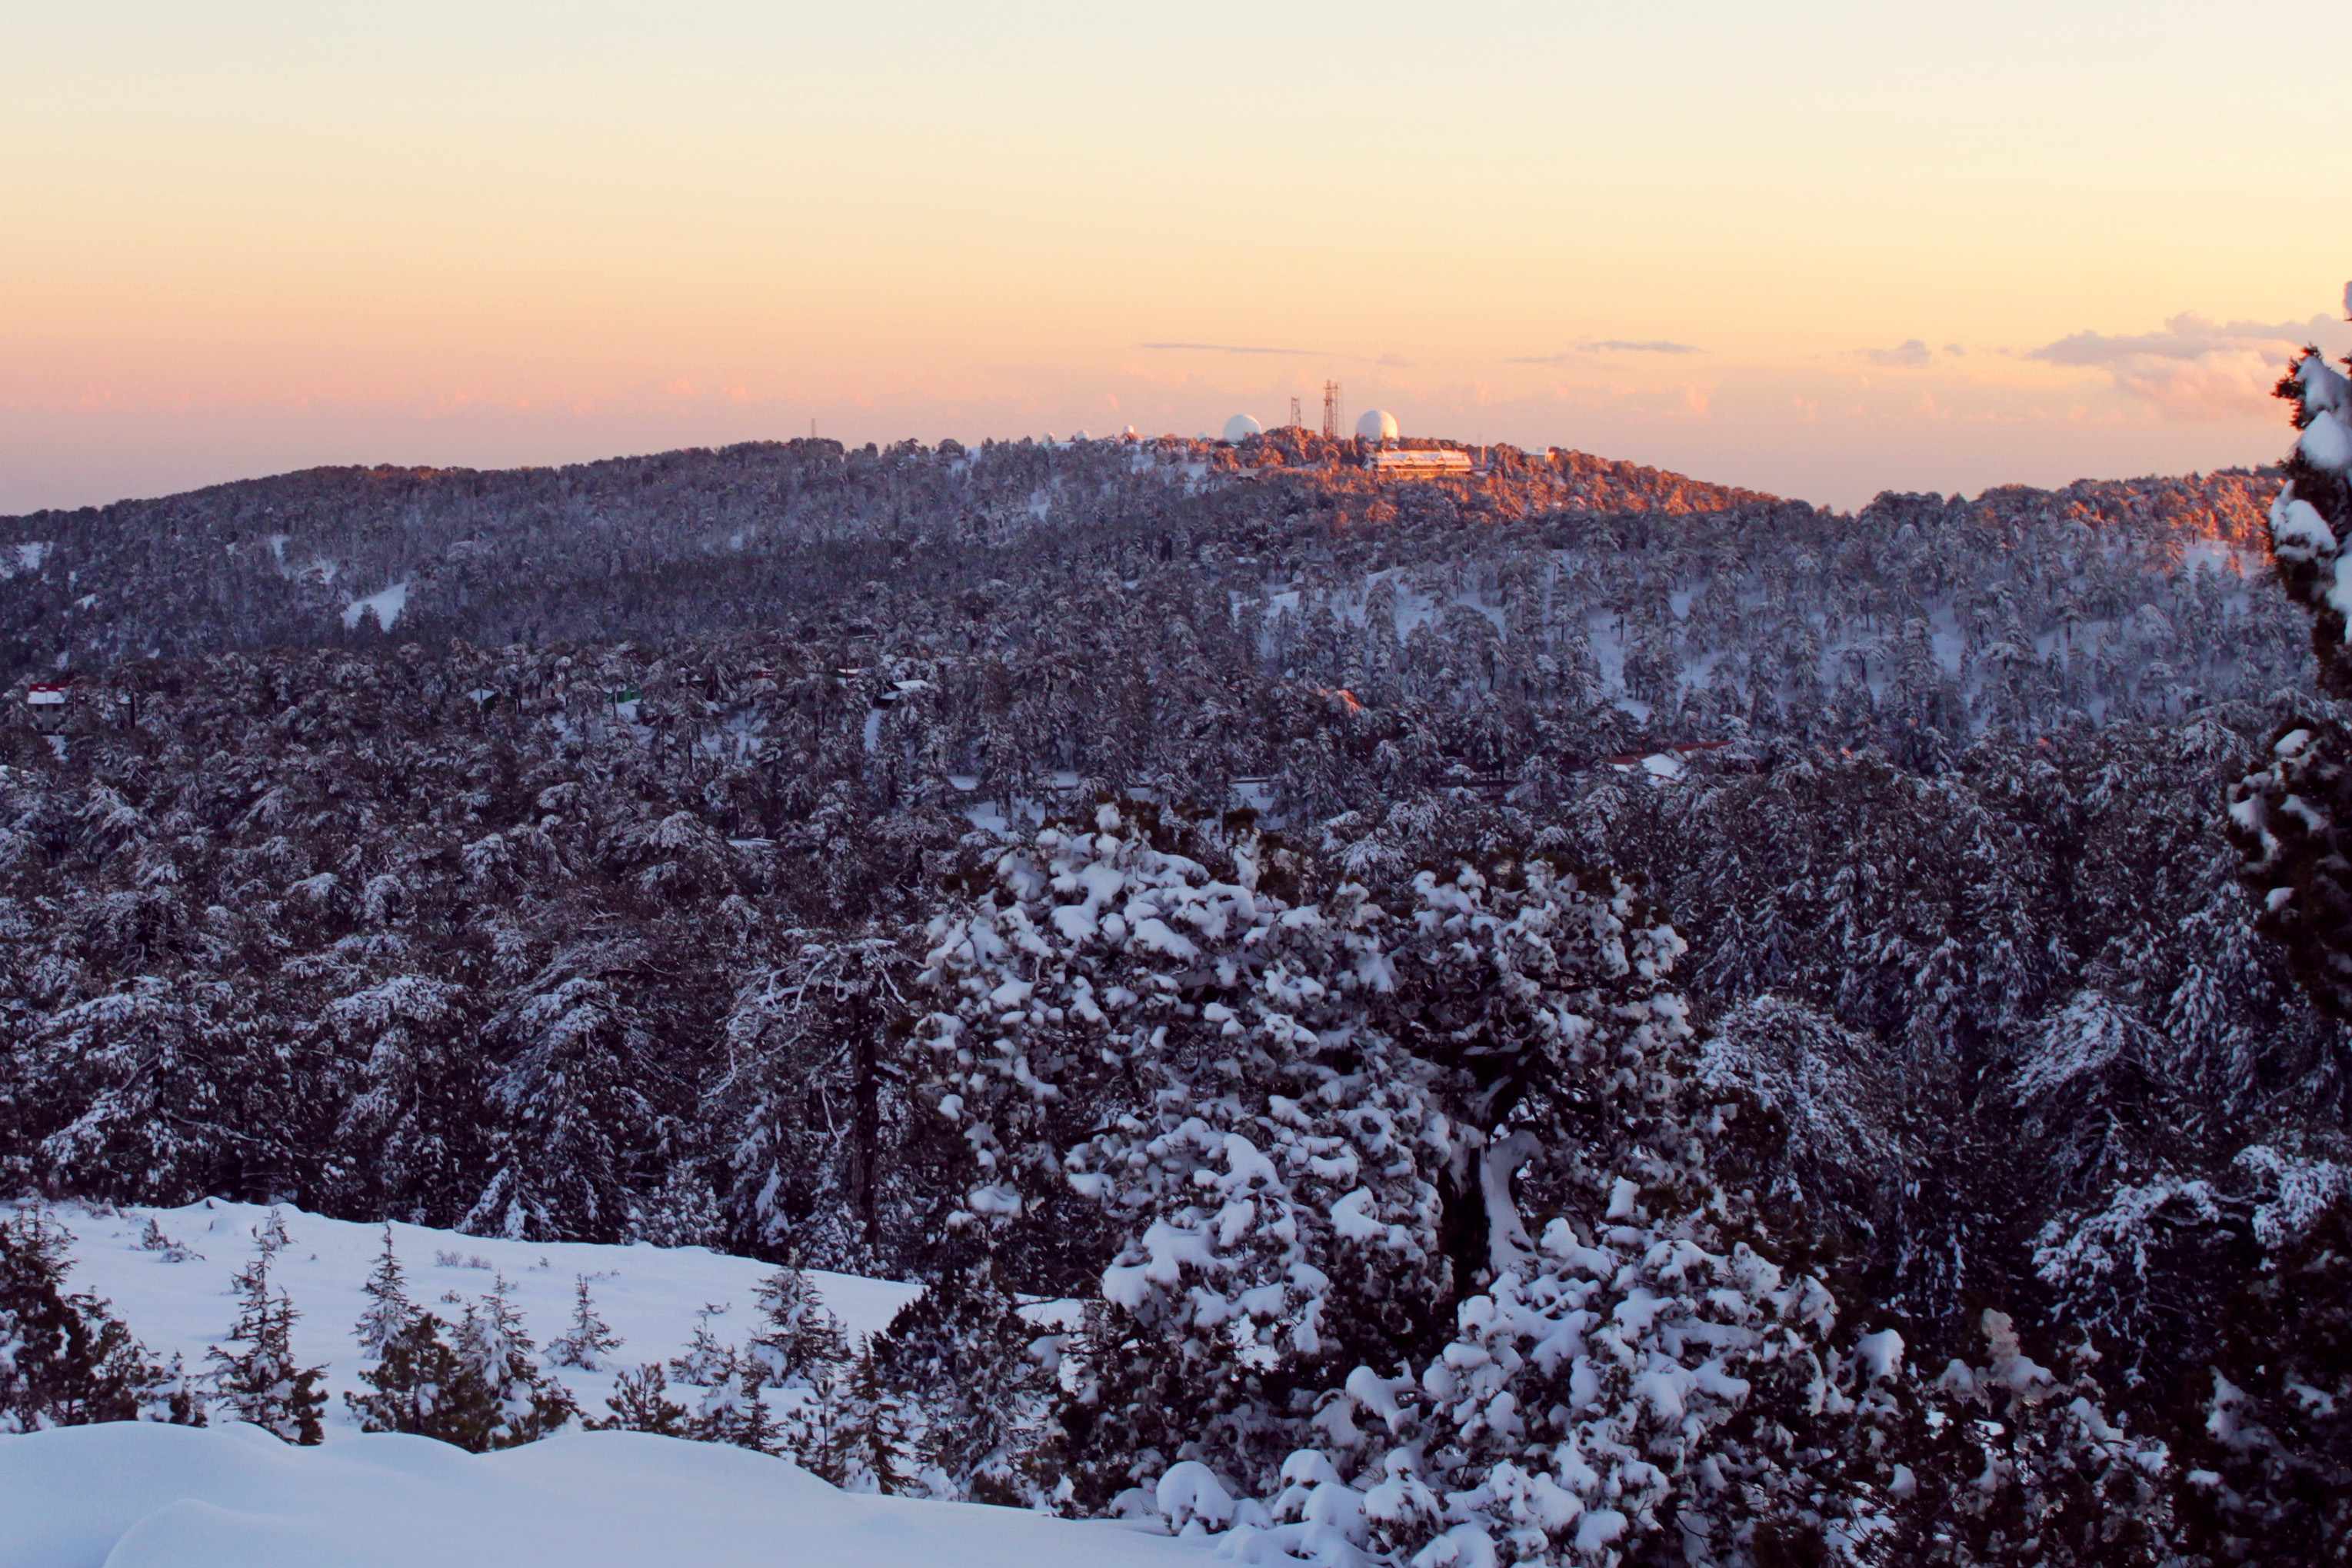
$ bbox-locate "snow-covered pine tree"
[918,802,1910,1557]
[319,974,481,1227]
[596,1363,688,1437]
[451,1275,575,1448]
[1874,1310,2184,1566]
[351,1223,418,1360]
[836,1340,914,1494]
[625,1162,725,1249]
[206,1220,325,1443]
[779,1363,849,1483]
[342,1230,511,1443]
[685,1340,748,1446]
[345,1310,493,1447]
[462,943,666,1242]
[2092,1143,2352,1563]
[136,1216,199,1262]
[871,1251,1042,1503]
[668,1300,736,1387]
[728,1361,782,1457]
[2230,286,2352,1015]
[1695,995,1917,1284]
[0,1206,195,1430]
[27,978,302,1207]
[712,933,919,1270]
[547,1275,623,1371]
[744,1260,849,1390]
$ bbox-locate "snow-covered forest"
[5,381,2350,1565]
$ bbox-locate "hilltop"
[0,434,1771,679]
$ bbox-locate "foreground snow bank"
[1,1422,1199,1568]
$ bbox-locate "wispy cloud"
[2026,312,2342,368]
[2024,310,2350,419]
[1863,338,1932,368]
[1139,341,1325,357]
[1506,339,1702,365]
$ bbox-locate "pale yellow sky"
[5,1,2350,511]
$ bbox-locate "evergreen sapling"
[547,1275,623,1371]
[205,1220,325,1444]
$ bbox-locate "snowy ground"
[1,1423,1202,1568]
[8,1199,1211,1568]
[25,1198,925,1436]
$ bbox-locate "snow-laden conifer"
[916,804,1907,1556]
[451,1274,575,1448]
[547,1275,623,1372]
[745,1260,849,1389]
[596,1362,688,1437]
[0,1206,196,1431]
[351,1223,418,1360]
[206,1218,325,1443]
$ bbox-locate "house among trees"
[22,681,68,727]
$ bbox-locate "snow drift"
[0,1421,1198,1568]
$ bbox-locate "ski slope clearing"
[30,1199,924,1434]
[341,579,410,631]
[0,1421,1201,1568]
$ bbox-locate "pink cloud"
[2024,307,2352,421]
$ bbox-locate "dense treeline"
[0,637,2337,1331]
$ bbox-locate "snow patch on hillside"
[343,581,411,631]
[2,541,50,578]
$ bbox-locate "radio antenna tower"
[1321,381,1342,441]
[1289,395,1304,429]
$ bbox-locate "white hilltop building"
[1221,413,1264,443]
[1352,407,1474,480]
[1368,447,1472,479]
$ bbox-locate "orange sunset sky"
[6,0,2351,513]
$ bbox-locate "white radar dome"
[1221,414,1264,443]
[1356,408,1401,443]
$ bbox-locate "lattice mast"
[1321,381,1342,441]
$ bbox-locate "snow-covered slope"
[29,1198,924,1434]
[0,1422,1199,1568]
[340,579,411,631]
[8,1199,1207,1568]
